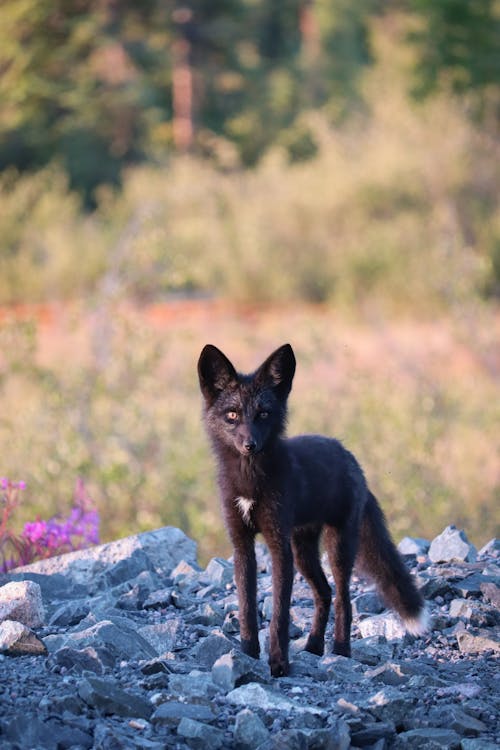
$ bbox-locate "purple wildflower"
[23,519,48,543]
[1,477,99,572]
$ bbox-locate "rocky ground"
[0,524,499,750]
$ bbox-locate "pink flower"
[23,520,48,543]
[3,477,99,570]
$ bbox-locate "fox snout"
[236,430,260,455]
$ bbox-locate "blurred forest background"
[0,0,499,561]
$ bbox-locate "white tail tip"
[404,605,430,636]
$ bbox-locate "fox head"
[198,344,296,456]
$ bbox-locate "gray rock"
[417,573,454,599]
[392,727,462,748]
[13,526,197,591]
[169,669,220,699]
[456,628,500,654]
[49,600,90,627]
[171,559,202,588]
[5,714,93,750]
[366,687,415,724]
[222,610,240,634]
[429,526,477,564]
[177,717,225,750]
[0,619,47,655]
[299,724,351,750]
[398,537,430,556]
[212,649,269,690]
[319,654,363,681]
[479,582,500,608]
[227,682,324,715]
[3,571,86,600]
[261,595,273,621]
[365,661,410,686]
[138,617,184,654]
[201,557,234,587]
[351,721,396,746]
[143,587,173,609]
[151,701,215,726]
[449,598,475,620]
[452,574,495,599]
[0,580,45,627]
[44,618,157,663]
[78,675,152,719]
[351,635,393,665]
[1,523,499,750]
[93,722,146,750]
[188,601,224,626]
[171,589,190,608]
[115,573,158,610]
[53,645,104,674]
[352,590,384,616]
[290,650,328,680]
[444,706,487,736]
[289,605,312,634]
[140,656,177,675]
[358,611,408,640]
[308,719,351,750]
[461,740,500,750]
[477,538,500,559]
[190,633,235,667]
[257,728,306,750]
[113,525,197,575]
[103,549,155,587]
[233,708,270,749]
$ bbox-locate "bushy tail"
[356,491,428,635]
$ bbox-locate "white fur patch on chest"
[235,496,255,523]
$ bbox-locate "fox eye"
[258,410,270,420]
[225,411,239,423]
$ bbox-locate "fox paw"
[269,657,289,678]
[333,639,351,657]
[304,635,325,656]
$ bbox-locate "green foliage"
[1,60,498,308]
[0,167,104,302]
[408,0,500,117]
[0,0,174,200]
[0,2,499,200]
[0,0,377,196]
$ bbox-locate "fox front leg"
[232,533,260,659]
[267,537,294,677]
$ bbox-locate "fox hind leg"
[324,525,358,657]
[292,526,331,656]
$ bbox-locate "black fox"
[198,343,427,677]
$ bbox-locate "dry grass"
[1,300,498,562]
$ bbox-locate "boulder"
[0,580,45,627]
[428,526,477,564]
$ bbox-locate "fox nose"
[243,439,257,453]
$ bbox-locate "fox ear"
[198,345,238,403]
[256,343,296,397]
